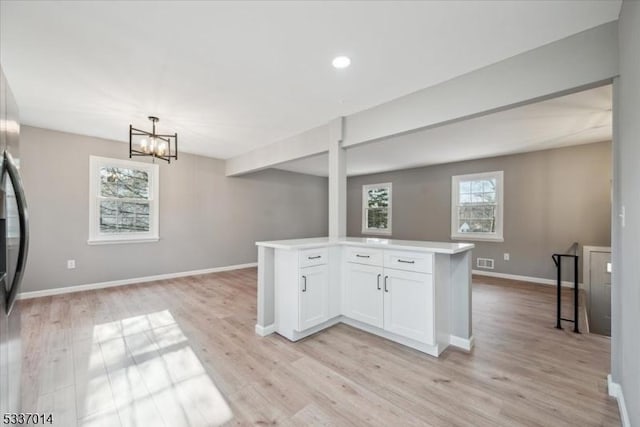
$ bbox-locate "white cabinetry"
[343,263,384,328]
[344,248,435,346]
[275,247,335,341]
[383,269,434,344]
[263,238,472,357]
[299,264,329,331]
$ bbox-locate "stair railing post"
[573,256,580,333]
[556,255,562,330]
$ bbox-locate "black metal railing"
[552,242,580,333]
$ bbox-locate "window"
[451,171,503,242]
[362,183,392,235]
[89,156,159,244]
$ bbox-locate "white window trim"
[88,156,160,245]
[362,182,392,236]
[451,171,504,242]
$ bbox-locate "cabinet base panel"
[263,315,473,358]
[277,317,342,341]
[341,317,442,357]
[449,335,475,351]
[255,323,277,336]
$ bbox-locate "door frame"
[582,245,612,334]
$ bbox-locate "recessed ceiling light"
[332,56,351,69]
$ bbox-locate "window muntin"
[362,183,392,235]
[89,157,159,244]
[99,167,151,233]
[452,172,503,241]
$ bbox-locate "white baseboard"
[449,335,474,352]
[608,374,630,427]
[18,262,258,300]
[472,270,584,289]
[255,324,276,336]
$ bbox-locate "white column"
[255,245,275,336]
[449,251,473,348]
[328,117,346,239]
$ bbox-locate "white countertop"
[256,237,474,254]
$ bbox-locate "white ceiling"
[275,85,612,177]
[0,1,620,159]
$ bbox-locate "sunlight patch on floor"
[75,310,232,427]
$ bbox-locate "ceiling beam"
[225,123,332,176]
[343,21,618,148]
[225,21,619,176]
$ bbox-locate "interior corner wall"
[19,126,328,293]
[347,142,612,283]
[613,1,640,425]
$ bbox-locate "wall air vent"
[476,258,495,269]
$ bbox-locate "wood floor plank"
[19,268,620,426]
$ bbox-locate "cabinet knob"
[384,276,389,292]
[302,275,307,292]
[377,274,381,290]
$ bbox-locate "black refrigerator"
[0,65,29,415]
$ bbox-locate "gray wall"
[348,141,612,282]
[613,1,639,424]
[20,126,328,293]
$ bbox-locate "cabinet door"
[383,269,434,344]
[344,263,384,328]
[299,264,329,331]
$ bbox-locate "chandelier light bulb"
[140,138,149,153]
[157,141,167,156]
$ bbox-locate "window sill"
[87,237,160,245]
[451,235,504,243]
[362,229,392,236]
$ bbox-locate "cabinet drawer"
[344,246,384,266]
[299,247,329,268]
[384,250,433,273]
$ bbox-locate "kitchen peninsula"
[255,237,474,357]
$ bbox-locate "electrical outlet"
[67,259,76,269]
[504,253,510,261]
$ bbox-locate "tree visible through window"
[457,179,496,233]
[451,171,503,241]
[100,167,150,233]
[89,156,159,244]
[362,183,392,234]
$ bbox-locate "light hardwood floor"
[19,268,620,426]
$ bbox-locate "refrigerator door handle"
[4,151,29,315]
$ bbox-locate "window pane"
[100,200,150,233]
[100,167,149,199]
[457,205,496,233]
[459,193,471,204]
[453,173,502,239]
[460,181,471,194]
[471,193,486,203]
[367,188,389,208]
[367,208,388,229]
[482,191,496,203]
[483,179,496,193]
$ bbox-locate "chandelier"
[129,116,178,163]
